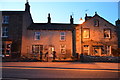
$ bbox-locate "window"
[106,46,111,55]
[2,16,9,24]
[83,29,90,38]
[83,45,89,55]
[2,27,8,37]
[32,45,43,53]
[34,32,40,40]
[60,44,66,54]
[60,32,66,41]
[94,19,99,27]
[7,44,11,48]
[104,29,111,38]
[93,47,99,55]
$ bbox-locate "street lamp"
[79,17,84,24]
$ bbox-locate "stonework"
[76,14,118,56]
[1,2,119,60]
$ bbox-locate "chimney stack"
[48,13,51,23]
[25,0,30,12]
[70,15,74,24]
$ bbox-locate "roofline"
[32,23,78,25]
[84,14,116,27]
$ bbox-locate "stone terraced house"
[1,1,119,60]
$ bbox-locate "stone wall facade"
[76,14,118,56]
[21,30,73,59]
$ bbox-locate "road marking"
[1,67,119,72]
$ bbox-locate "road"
[1,62,119,79]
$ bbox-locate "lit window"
[2,16,9,24]
[83,45,89,55]
[106,46,111,55]
[32,45,43,53]
[60,32,66,41]
[60,44,66,54]
[2,27,8,37]
[104,29,111,38]
[94,19,99,27]
[34,32,40,40]
[83,29,90,38]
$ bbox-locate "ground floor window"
[2,42,12,57]
[60,44,66,54]
[106,46,111,55]
[93,47,100,55]
[93,46,103,56]
[83,45,89,55]
[32,45,43,54]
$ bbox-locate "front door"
[49,46,54,54]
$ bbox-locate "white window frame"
[83,29,90,38]
[2,16,9,24]
[83,45,89,55]
[106,46,111,55]
[34,32,40,40]
[60,44,66,54]
[2,27,8,37]
[104,29,111,38]
[32,45,43,53]
[60,32,66,41]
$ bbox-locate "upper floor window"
[2,27,8,37]
[2,16,9,24]
[60,32,66,41]
[83,29,90,38]
[104,29,111,38]
[34,32,40,40]
[94,19,99,27]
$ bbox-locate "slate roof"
[2,11,25,15]
[27,23,76,31]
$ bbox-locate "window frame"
[83,45,89,55]
[104,29,111,39]
[32,45,43,54]
[83,28,90,39]
[60,32,66,41]
[34,32,40,40]
[2,27,8,38]
[106,45,111,55]
[60,44,66,54]
[2,16,9,24]
[94,19,99,27]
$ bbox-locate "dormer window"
[94,19,99,27]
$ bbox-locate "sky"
[0,0,119,25]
